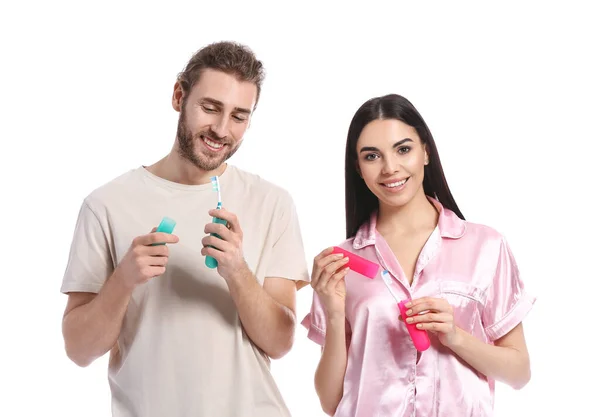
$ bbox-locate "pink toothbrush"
[381,270,431,352]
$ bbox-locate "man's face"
[174,69,257,171]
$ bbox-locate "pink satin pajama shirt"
[302,198,536,417]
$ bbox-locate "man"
[60,41,309,417]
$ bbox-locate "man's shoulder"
[83,167,143,211]
[228,165,295,204]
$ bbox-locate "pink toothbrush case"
[332,246,379,279]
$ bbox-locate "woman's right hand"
[311,247,350,318]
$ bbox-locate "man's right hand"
[115,228,179,289]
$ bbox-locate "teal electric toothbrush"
[205,175,227,268]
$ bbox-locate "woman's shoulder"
[461,220,509,249]
[336,237,356,251]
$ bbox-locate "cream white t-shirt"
[61,164,310,417]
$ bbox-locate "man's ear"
[172,81,184,112]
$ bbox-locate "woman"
[301,94,535,417]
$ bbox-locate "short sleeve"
[60,200,114,294]
[482,236,536,341]
[265,193,310,287]
[301,290,351,346]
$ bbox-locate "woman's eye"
[365,153,378,161]
[399,146,411,154]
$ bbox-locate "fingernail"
[335,254,344,258]
[405,302,412,308]
[416,324,423,329]
[406,317,413,323]
[406,309,413,315]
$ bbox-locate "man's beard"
[176,110,241,171]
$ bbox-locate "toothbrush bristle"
[210,175,222,203]
[210,176,219,191]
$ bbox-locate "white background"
[1,1,598,416]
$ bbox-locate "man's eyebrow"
[201,97,251,114]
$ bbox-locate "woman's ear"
[355,161,363,178]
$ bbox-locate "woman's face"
[356,118,429,210]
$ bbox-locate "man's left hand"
[201,207,249,282]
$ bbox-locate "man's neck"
[146,151,226,185]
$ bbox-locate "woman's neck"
[376,191,439,237]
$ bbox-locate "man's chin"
[190,153,227,171]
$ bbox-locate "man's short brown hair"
[177,41,265,107]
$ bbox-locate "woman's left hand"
[401,297,461,348]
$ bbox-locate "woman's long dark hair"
[345,94,464,239]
